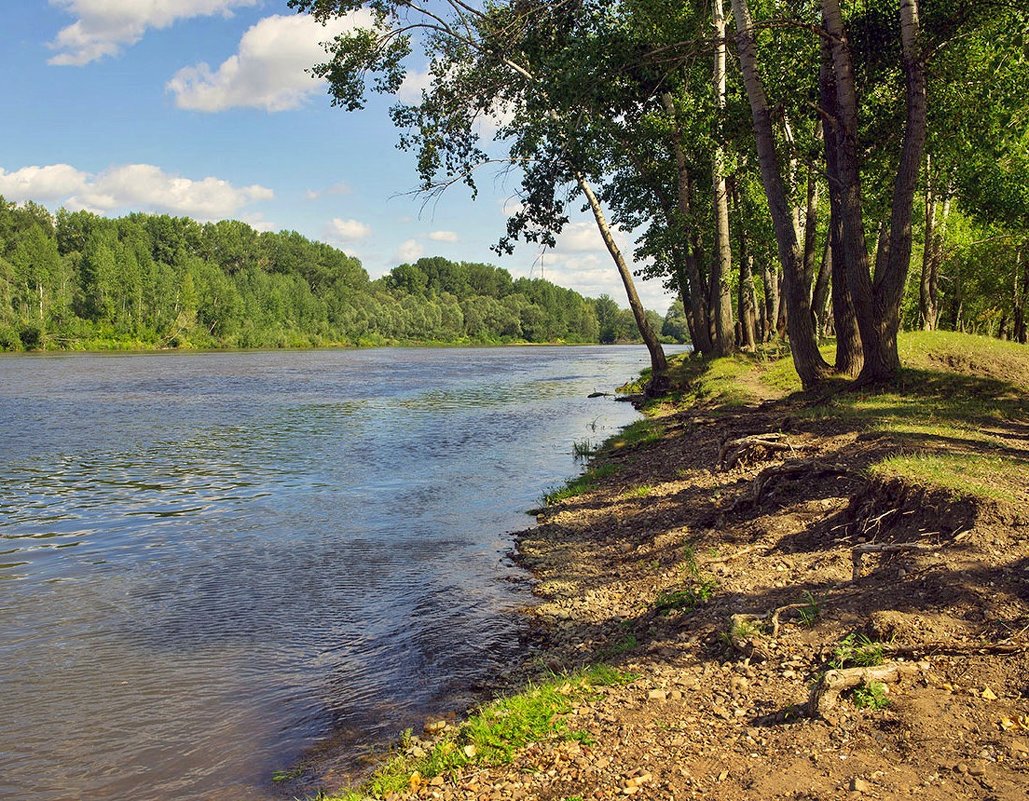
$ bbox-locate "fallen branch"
[851,541,942,580]
[808,661,928,717]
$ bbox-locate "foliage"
[542,463,618,506]
[0,200,666,352]
[830,634,887,670]
[852,680,891,711]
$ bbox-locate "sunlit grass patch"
[620,484,654,500]
[325,666,637,800]
[870,452,1028,504]
[542,463,618,506]
[607,418,662,449]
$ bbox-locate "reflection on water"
[0,346,665,801]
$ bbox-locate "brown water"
[0,346,660,801]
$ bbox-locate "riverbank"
[307,331,1028,800]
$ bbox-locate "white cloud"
[327,217,371,242]
[305,181,351,200]
[48,0,257,66]
[428,230,458,243]
[395,239,424,263]
[1,162,272,220]
[167,12,374,112]
[0,164,90,201]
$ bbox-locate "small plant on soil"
[654,577,717,615]
[831,633,887,669]
[852,680,891,710]
[622,484,654,499]
[798,591,821,626]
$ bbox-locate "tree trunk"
[730,0,829,387]
[819,35,862,375]
[731,176,758,349]
[811,237,832,336]
[919,160,949,331]
[710,0,737,355]
[821,0,926,384]
[578,175,668,384]
[1013,248,1026,344]
[661,92,715,356]
[762,262,779,341]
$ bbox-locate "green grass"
[830,634,887,670]
[607,418,662,449]
[620,484,654,500]
[870,452,1028,504]
[798,591,821,627]
[653,576,717,615]
[323,666,636,800]
[852,680,891,710]
[542,463,618,506]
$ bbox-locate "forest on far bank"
[0,200,676,352]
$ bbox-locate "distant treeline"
[0,198,677,351]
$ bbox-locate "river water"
[0,346,660,801]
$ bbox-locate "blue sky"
[0,1,676,311]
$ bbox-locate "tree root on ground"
[738,459,864,508]
[851,541,942,580]
[808,661,928,717]
[727,602,813,659]
[718,433,796,471]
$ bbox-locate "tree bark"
[811,237,831,336]
[578,175,668,383]
[730,0,829,387]
[710,0,737,355]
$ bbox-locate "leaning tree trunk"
[811,238,832,336]
[822,0,927,384]
[710,0,737,355]
[730,0,828,386]
[578,175,668,384]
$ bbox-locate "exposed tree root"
[884,642,1028,659]
[851,541,942,580]
[727,601,812,659]
[718,433,796,471]
[704,543,764,565]
[808,661,928,718]
[740,459,864,507]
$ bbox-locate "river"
[0,346,672,800]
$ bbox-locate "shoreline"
[287,331,1029,800]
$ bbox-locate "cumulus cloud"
[428,230,458,243]
[48,0,257,66]
[395,239,424,263]
[0,164,90,201]
[1,162,272,220]
[327,217,371,242]
[167,12,374,112]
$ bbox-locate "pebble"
[648,689,668,701]
[850,777,871,793]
